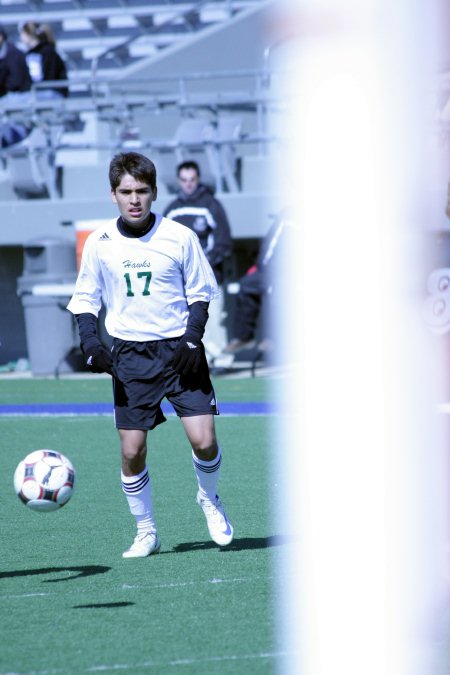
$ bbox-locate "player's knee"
[121,441,146,464]
[122,450,146,477]
[192,441,218,462]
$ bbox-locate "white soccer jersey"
[67,214,220,341]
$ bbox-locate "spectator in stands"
[0,23,31,98]
[19,22,68,99]
[222,265,266,354]
[222,210,294,354]
[163,160,232,360]
[0,24,32,147]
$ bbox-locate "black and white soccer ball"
[13,449,75,512]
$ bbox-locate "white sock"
[121,467,156,535]
[192,447,222,502]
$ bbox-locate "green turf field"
[0,376,281,674]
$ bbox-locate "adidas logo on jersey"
[99,232,111,241]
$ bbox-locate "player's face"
[111,173,157,230]
[178,168,199,196]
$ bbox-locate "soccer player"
[67,151,233,558]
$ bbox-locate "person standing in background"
[0,23,31,97]
[19,21,68,98]
[0,23,32,147]
[163,160,232,362]
[221,209,295,357]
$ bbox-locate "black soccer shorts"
[111,337,219,430]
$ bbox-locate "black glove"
[82,336,113,375]
[76,313,113,375]
[172,336,203,375]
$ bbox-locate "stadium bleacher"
[0,1,280,218]
[0,0,261,78]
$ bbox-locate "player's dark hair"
[109,152,157,191]
[176,160,200,177]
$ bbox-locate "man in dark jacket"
[0,24,31,97]
[163,161,232,284]
[164,160,232,358]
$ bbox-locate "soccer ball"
[13,450,75,512]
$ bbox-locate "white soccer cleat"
[122,531,161,558]
[197,492,234,546]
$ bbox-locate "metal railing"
[0,66,285,198]
[0,67,283,134]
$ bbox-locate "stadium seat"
[7,127,59,199]
[154,118,219,193]
[154,116,244,194]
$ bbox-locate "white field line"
[0,592,51,599]
[0,651,290,675]
[122,574,275,590]
[86,652,288,672]
[0,574,276,601]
